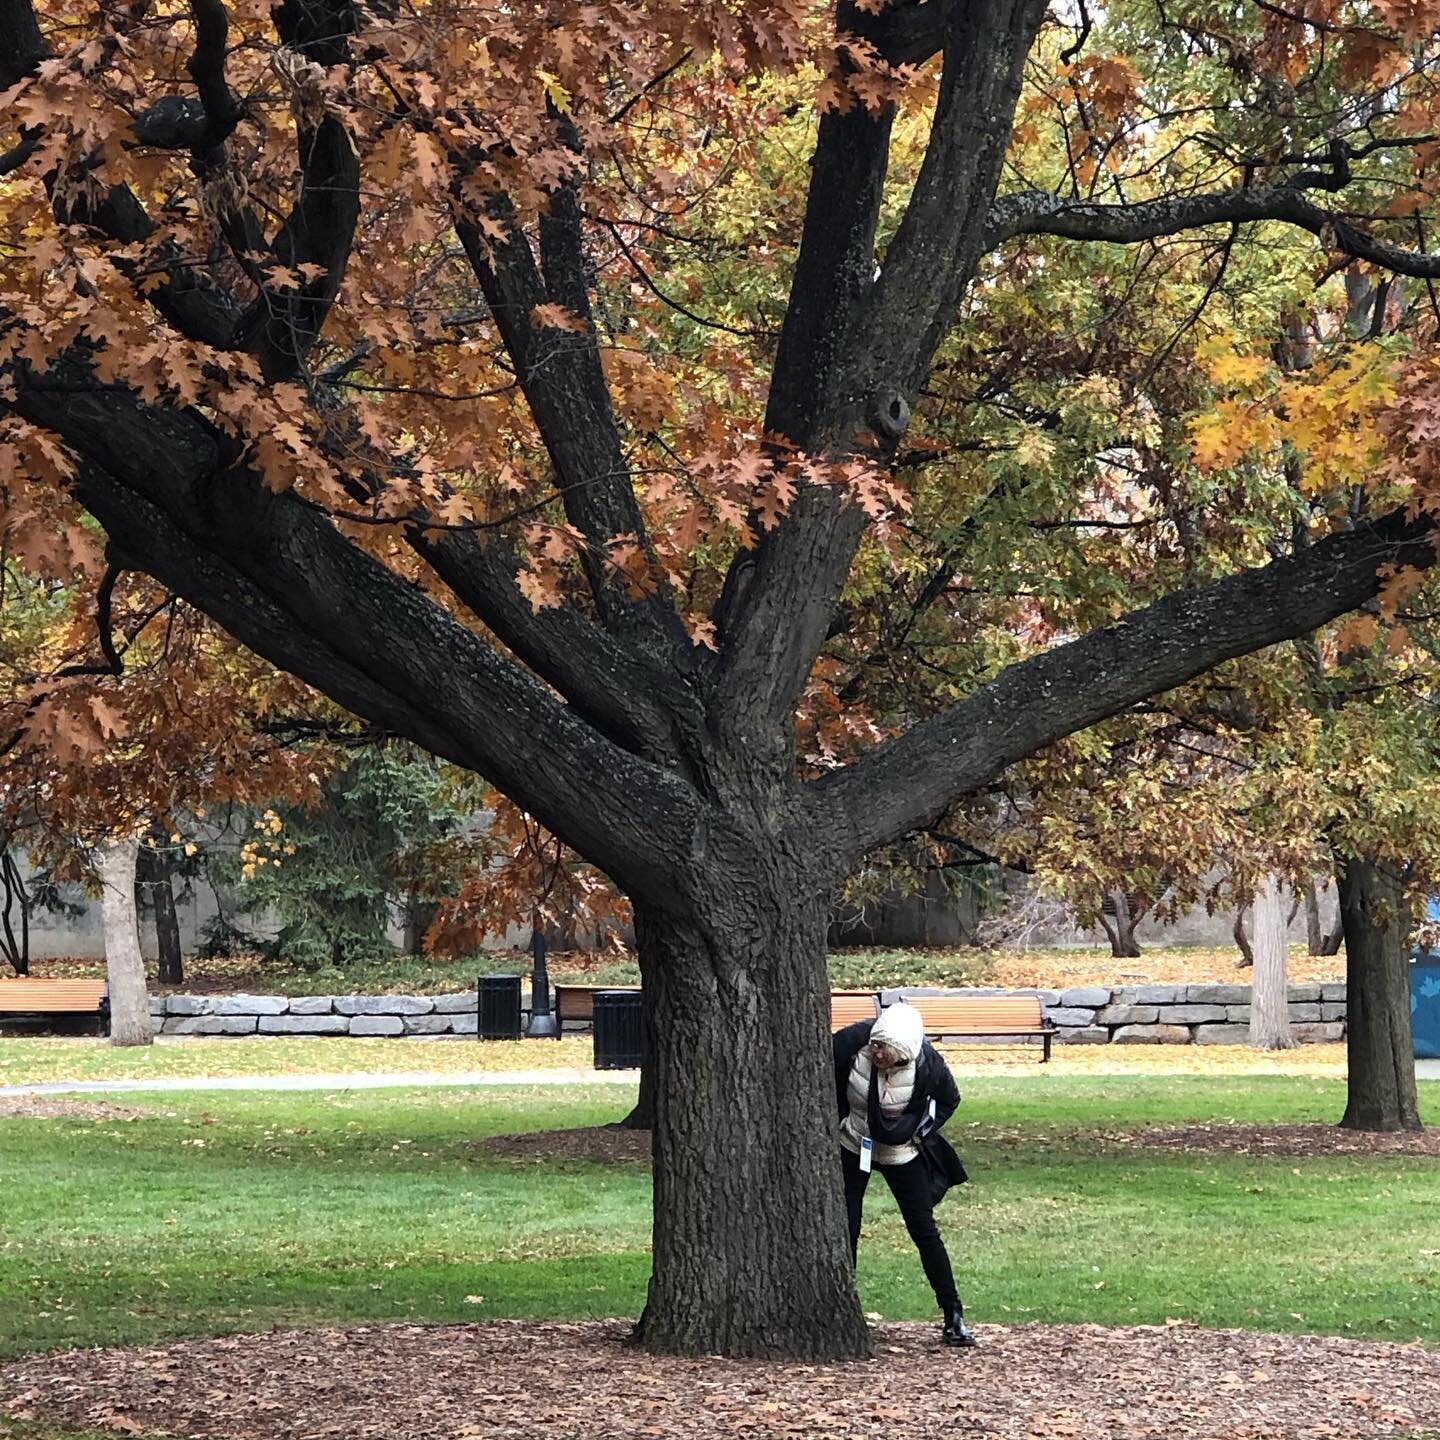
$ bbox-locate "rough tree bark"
[630,887,864,1359]
[6,0,1440,1359]
[1249,874,1294,1050]
[137,839,184,986]
[1336,857,1422,1132]
[99,837,154,1047]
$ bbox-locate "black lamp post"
[526,921,560,1038]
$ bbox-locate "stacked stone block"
[149,992,479,1036]
[148,980,1348,1043]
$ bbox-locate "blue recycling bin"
[1411,898,1440,1060]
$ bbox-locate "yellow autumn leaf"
[535,68,571,114]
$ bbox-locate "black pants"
[841,1145,958,1311]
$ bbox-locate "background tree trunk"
[1,848,29,976]
[137,839,184,986]
[402,890,439,957]
[1233,903,1255,968]
[1305,878,1345,956]
[630,888,869,1360]
[1336,856,1421,1132]
[100,837,154,1047]
[1249,873,1294,1049]
[1098,889,1144,957]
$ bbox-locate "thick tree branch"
[409,526,707,770]
[455,188,689,657]
[230,0,360,380]
[0,0,244,347]
[984,185,1440,277]
[709,0,1045,782]
[706,2,899,778]
[868,0,950,66]
[0,0,46,88]
[8,364,710,904]
[809,508,1437,861]
[855,0,1048,403]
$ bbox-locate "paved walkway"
[0,1068,637,1098]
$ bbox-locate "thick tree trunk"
[1249,873,1294,1050]
[137,840,184,986]
[99,837,154,1047]
[1336,856,1421,1132]
[630,889,868,1360]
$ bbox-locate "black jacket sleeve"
[922,1042,961,1131]
[832,1020,874,1116]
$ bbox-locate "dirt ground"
[3,1318,1436,1439]
[480,1120,1439,1166]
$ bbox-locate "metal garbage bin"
[1412,955,1440,1059]
[593,988,647,1070]
[477,973,522,1040]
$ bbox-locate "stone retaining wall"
[882,983,1347,1045]
[148,992,481,1036]
[149,983,1348,1044]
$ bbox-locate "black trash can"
[593,988,647,1070]
[477,973,522,1040]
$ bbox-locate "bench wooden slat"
[897,995,1056,1062]
[0,979,108,1013]
[829,992,878,1029]
[554,984,640,1024]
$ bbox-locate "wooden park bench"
[0,978,109,1034]
[830,990,879,1030]
[898,994,1057,1063]
[555,984,878,1034]
[553,983,640,1030]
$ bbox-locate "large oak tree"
[5,0,1440,1358]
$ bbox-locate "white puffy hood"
[870,1001,924,1065]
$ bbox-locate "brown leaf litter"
[3,1319,1437,1439]
[1134,1124,1440,1158]
[480,1124,652,1164]
[0,1096,153,1121]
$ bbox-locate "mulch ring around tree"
[0,1097,153,1121]
[3,1319,1437,1439]
[478,1123,1440,1167]
[479,1124,652,1164]
[1131,1124,1440,1159]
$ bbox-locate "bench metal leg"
[1042,1032,1052,1064]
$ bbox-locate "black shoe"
[942,1304,977,1347]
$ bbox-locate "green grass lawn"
[0,1077,1436,1361]
[0,1035,601,1086]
